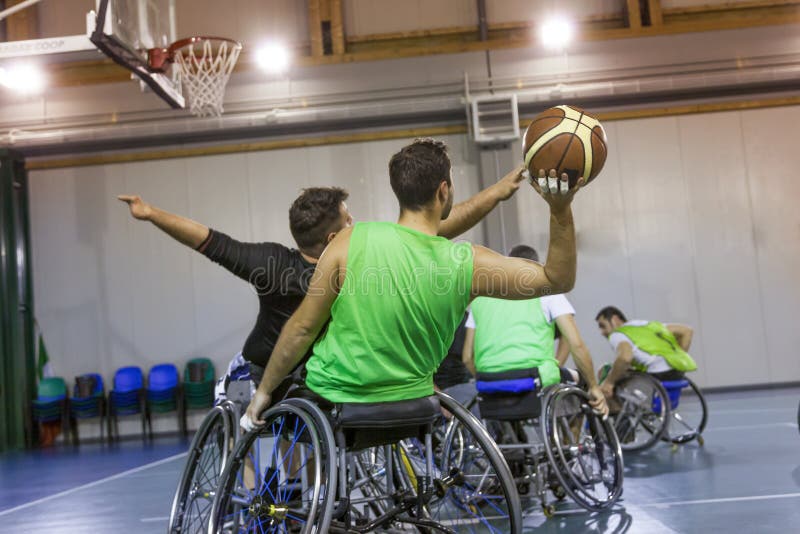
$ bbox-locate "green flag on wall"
[36,333,53,381]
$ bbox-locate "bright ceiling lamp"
[0,63,46,93]
[255,42,290,75]
[539,15,576,51]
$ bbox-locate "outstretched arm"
[243,228,350,427]
[118,195,209,249]
[471,170,581,299]
[439,165,526,239]
[667,323,694,351]
[555,314,608,416]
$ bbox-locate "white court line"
[0,451,188,517]
[140,516,170,523]
[637,492,800,509]
[705,422,795,432]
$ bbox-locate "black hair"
[595,306,627,323]
[289,187,349,250]
[388,138,452,211]
[508,244,539,262]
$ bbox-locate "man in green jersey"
[463,244,608,416]
[243,138,585,427]
[595,306,697,403]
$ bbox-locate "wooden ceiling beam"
[5,0,39,41]
[43,2,800,88]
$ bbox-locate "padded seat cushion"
[337,395,440,429]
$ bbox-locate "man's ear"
[437,181,450,202]
[326,231,338,245]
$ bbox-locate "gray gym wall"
[6,0,800,437]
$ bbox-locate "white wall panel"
[676,112,768,387]
[28,106,800,433]
[486,0,623,25]
[740,106,800,385]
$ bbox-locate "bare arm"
[118,195,209,249]
[555,337,570,367]
[555,313,607,415]
[245,229,350,425]
[462,327,477,377]
[555,314,598,389]
[470,169,580,299]
[603,341,633,388]
[667,323,694,351]
[439,165,525,239]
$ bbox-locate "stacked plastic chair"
[69,373,106,444]
[32,377,71,443]
[108,366,149,441]
[146,364,186,437]
[183,358,215,410]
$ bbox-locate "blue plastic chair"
[146,364,186,436]
[108,366,150,442]
[69,373,106,445]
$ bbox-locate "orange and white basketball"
[523,105,608,188]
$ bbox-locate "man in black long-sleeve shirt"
[119,164,525,404]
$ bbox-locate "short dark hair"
[596,306,627,323]
[289,187,349,250]
[388,138,452,210]
[508,244,539,262]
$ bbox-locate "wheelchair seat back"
[476,368,542,421]
[659,379,689,410]
[336,395,441,451]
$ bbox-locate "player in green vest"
[463,245,608,416]
[242,138,587,426]
[595,306,697,403]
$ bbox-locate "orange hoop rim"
[149,36,242,72]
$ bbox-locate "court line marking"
[0,451,188,517]
[705,422,795,432]
[636,492,800,508]
[140,516,170,522]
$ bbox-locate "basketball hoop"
[150,36,241,117]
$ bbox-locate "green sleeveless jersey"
[615,321,697,372]
[305,222,474,403]
[470,297,561,387]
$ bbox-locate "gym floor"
[1,387,797,534]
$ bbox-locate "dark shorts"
[650,369,686,381]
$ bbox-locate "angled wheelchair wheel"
[613,373,670,452]
[543,385,623,512]
[169,404,232,534]
[421,391,522,534]
[665,377,708,445]
[207,401,336,534]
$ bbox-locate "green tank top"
[615,322,697,372]
[470,297,561,387]
[305,222,474,403]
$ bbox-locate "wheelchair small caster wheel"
[543,504,556,518]
[550,485,567,501]
[697,435,705,447]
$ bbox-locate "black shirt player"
[119,166,525,402]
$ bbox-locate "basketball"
[523,105,608,188]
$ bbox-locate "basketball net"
[171,38,241,117]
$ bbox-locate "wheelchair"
[168,381,250,533]
[456,368,624,517]
[612,371,708,452]
[206,390,523,533]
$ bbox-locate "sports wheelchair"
[611,371,708,452]
[205,390,522,533]
[168,381,251,533]
[458,368,624,517]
